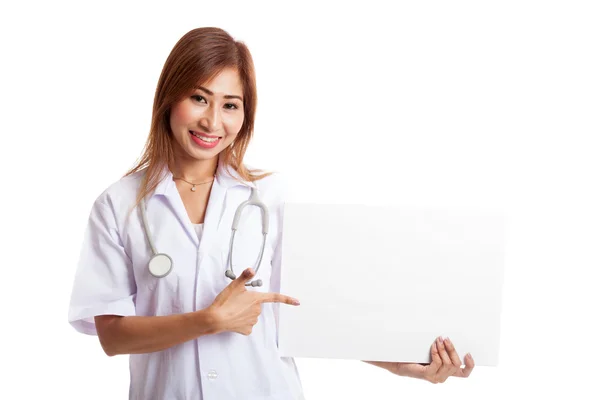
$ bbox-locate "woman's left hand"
[365,336,475,384]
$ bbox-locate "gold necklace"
[174,175,215,192]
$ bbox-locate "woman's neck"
[171,157,218,183]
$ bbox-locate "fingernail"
[293,299,300,306]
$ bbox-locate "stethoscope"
[140,187,269,287]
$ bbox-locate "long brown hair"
[125,27,270,208]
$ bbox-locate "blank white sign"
[278,203,505,366]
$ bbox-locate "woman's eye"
[191,95,207,103]
[224,103,239,110]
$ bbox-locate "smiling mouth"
[189,131,222,143]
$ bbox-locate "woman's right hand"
[207,268,300,335]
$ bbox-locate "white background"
[1,0,598,399]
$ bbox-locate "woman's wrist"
[192,307,222,336]
[363,361,423,380]
[394,363,424,379]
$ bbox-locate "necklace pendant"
[191,185,196,192]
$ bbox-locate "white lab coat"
[68,161,304,400]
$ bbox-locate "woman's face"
[169,67,245,162]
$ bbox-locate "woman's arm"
[95,268,298,356]
[95,309,217,356]
[362,361,427,379]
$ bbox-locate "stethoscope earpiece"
[225,270,236,280]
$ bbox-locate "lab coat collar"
[147,154,254,248]
[153,168,175,197]
[151,153,255,198]
[215,154,257,190]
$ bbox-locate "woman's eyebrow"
[195,85,243,101]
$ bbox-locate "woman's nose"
[201,105,221,131]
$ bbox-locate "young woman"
[68,27,474,400]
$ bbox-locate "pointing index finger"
[258,292,300,306]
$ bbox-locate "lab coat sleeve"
[68,197,137,336]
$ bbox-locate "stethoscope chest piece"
[148,253,173,278]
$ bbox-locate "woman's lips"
[189,131,221,149]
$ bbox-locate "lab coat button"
[207,369,218,380]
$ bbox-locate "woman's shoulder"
[91,169,146,212]
[251,168,288,203]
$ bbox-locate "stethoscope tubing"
[141,186,269,287]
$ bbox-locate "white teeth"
[191,131,219,142]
